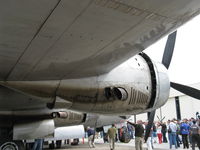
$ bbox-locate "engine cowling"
[0,53,170,115]
[54,111,86,127]
[1,109,86,140]
[56,53,170,114]
[13,119,54,140]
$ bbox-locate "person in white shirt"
[168,120,178,149]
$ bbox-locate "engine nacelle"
[84,114,127,128]
[53,111,86,127]
[55,52,170,114]
[0,53,170,115]
[2,109,86,140]
[13,119,54,140]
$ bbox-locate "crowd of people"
[86,117,200,150]
[150,118,199,150]
[126,117,200,150]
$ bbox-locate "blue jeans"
[32,139,43,150]
[169,132,177,149]
[176,134,180,147]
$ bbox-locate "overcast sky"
[144,15,200,85]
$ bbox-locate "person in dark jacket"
[144,121,153,150]
[87,126,95,148]
[161,122,168,143]
[190,120,200,150]
[107,124,117,150]
[127,120,144,150]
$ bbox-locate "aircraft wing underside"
[0,0,200,81]
[0,85,46,111]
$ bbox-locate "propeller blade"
[144,110,156,142]
[119,116,127,119]
[162,31,177,69]
[171,82,200,100]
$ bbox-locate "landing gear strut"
[0,127,25,150]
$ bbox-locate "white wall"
[179,95,200,119]
[134,82,200,122]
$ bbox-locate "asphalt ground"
[45,138,188,150]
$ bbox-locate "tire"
[0,141,25,150]
[71,139,79,145]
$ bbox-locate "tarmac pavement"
[45,138,189,150]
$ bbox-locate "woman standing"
[157,122,162,144]
[161,122,168,143]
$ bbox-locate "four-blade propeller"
[144,30,200,142]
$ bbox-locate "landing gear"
[71,139,79,145]
[0,141,25,150]
[118,126,131,143]
[49,140,62,149]
[0,127,25,150]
